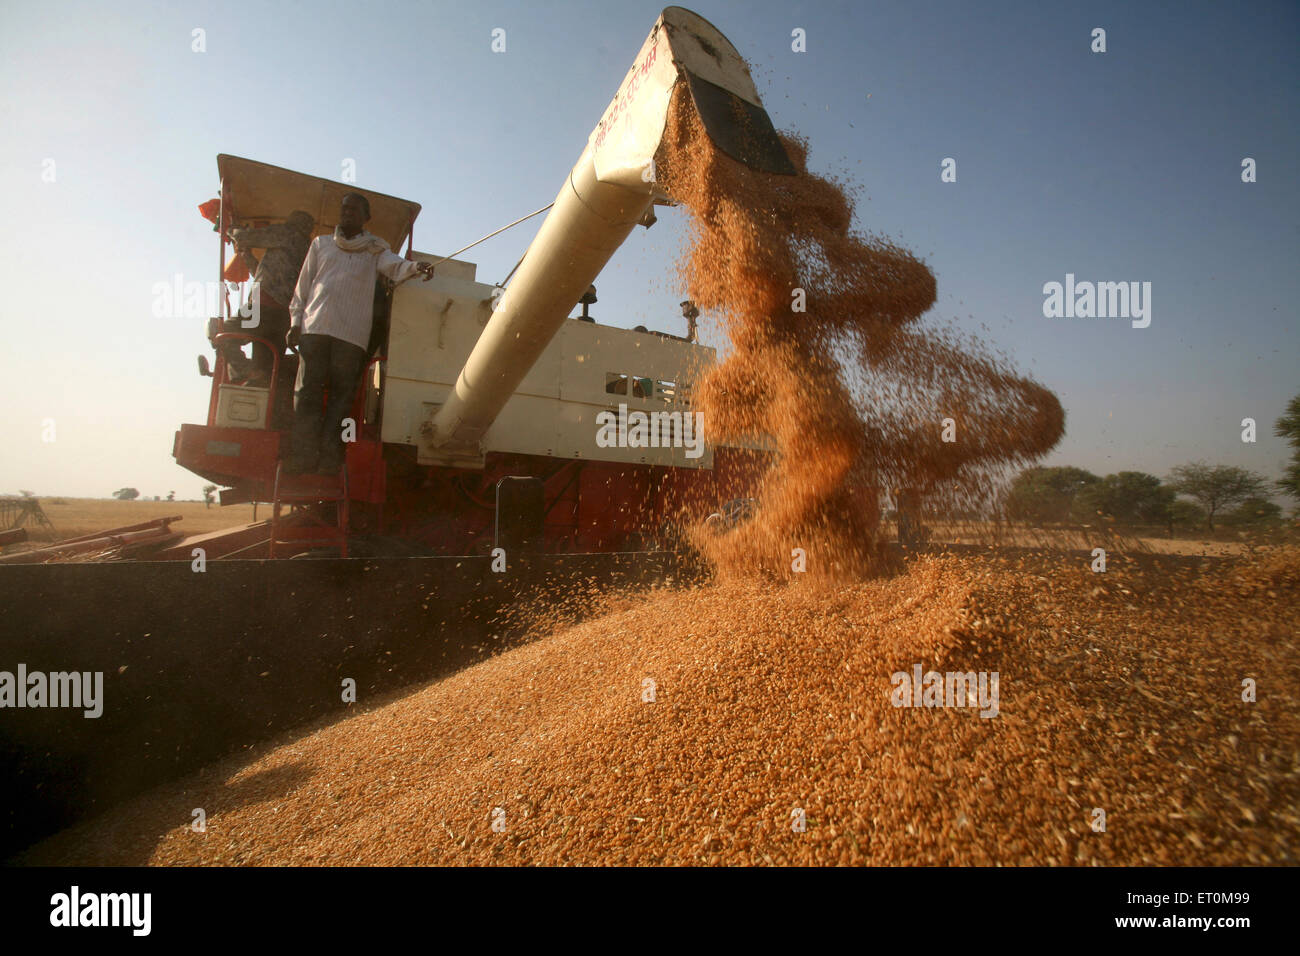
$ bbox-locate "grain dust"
[652,81,1063,579]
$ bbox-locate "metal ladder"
[270,462,350,558]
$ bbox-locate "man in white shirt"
[284,192,434,475]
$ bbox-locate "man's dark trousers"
[289,333,367,472]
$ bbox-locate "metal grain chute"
[420,6,794,460]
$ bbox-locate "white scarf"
[333,227,388,254]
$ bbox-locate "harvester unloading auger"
[422,6,795,463]
[153,5,792,561]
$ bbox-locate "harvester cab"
[171,6,788,560]
[187,154,419,458]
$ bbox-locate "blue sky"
[0,0,1296,501]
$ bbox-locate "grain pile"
[652,81,1063,579]
[23,547,1300,866]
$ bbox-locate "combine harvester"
[0,7,793,857]
[171,4,793,562]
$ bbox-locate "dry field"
[8,498,260,544]
[24,546,1298,866]
[920,521,1257,558]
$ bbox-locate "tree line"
[1005,392,1300,533]
[1004,464,1280,532]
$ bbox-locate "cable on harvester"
[393,201,555,288]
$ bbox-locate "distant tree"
[1166,499,1205,533]
[112,487,140,501]
[18,489,34,498]
[1005,466,1099,524]
[202,484,217,508]
[1071,471,1175,526]
[167,491,176,501]
[1167,462,1270,531]
[1071,482,1114,524]
[1275,392,1300,500]
[1221,496,1283,528]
